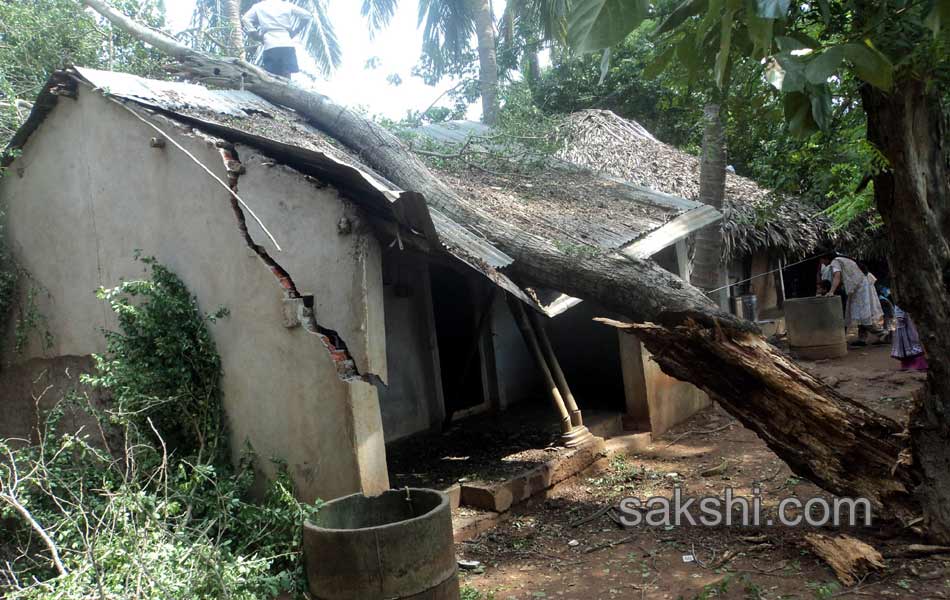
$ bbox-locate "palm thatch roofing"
[555,110,831,260]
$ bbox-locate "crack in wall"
[217,144,367,382]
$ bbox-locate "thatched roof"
[555,110,830,260]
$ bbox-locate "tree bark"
[690,102,727,299]
[524,51,541,89]
[471,0,499,125]
[224,0,246,60]
[609,320,920,524]
[78,0,927,529]
[862,77,950,541]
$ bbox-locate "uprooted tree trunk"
[79,0,929,534]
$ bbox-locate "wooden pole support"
[507,295,572,435]
[526,309,584,428]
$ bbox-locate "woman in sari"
[825,254,888,346]
[891,306,928,370]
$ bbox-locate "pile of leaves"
[0,255,319,599]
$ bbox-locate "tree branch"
[0,492,67,577]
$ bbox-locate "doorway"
[429,264,488,421]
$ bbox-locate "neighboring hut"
[1,69,721,507]
[557,109,832,331]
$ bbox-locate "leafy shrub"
[83,254,229,460]
[0,256,319,599]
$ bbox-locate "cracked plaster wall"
[0,88,389,503]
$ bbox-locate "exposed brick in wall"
[217,145,363,381]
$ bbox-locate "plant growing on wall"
[0,255,321,598]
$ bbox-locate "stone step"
[457,437,607,513]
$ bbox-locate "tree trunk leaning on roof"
[78,0,927,534]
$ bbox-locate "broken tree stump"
[804,533,886,586]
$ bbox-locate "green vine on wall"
[1,254,321,599]
[82,252,230,460]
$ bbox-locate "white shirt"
[242,0,312,51]
[830,257,866,295]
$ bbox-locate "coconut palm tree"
[223,0,244,58]
[498,0,567,87]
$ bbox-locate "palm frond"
[362,0,399,34]
[499,0,569,46]
[301,0,342,76]
[418,0,476,77]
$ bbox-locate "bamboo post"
[526,309,584,428]
[507,295,572,435]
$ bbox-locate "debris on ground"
[803,533,886,586]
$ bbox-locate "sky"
[164,0,492,121]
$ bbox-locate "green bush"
[0,255,319,599]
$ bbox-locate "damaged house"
[555,109,832,333]
[0,68,722,504]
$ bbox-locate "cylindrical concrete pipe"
[784,295,848,360]
[303,488,459,600]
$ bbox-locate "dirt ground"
[456,345,937,599]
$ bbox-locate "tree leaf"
[924,0,950,35]
[784,91,818,137]
[643,44,676,79]
[567,0,648,52]
[657,0,709,35]
[804,45,846,84]
[714,8,735,89]
[756,0,791,19]
[774,35,806,51]
[817,0,831,26]
[808,84,832,132]
[698,0,724,38]
[676,33,703,81]
[842,42,893,90]
[745,13,774,58]
[765,53,805,92]
[599,47,612,84]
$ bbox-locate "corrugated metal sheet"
[75,67,275,117]
[68,68,526,295]
[430,209,512,269]
[415,121,491,145]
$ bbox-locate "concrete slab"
[458,437,606,512]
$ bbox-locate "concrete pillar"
[619,331,650,431]
[347,381,390,496]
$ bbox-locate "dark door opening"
[429,265,486,420]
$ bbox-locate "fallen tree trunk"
[606,320,920,524]
[79,0,923,528]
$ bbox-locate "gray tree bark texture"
[471,0,500,125]
[78,0,934,535]
[690,103,727,295]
